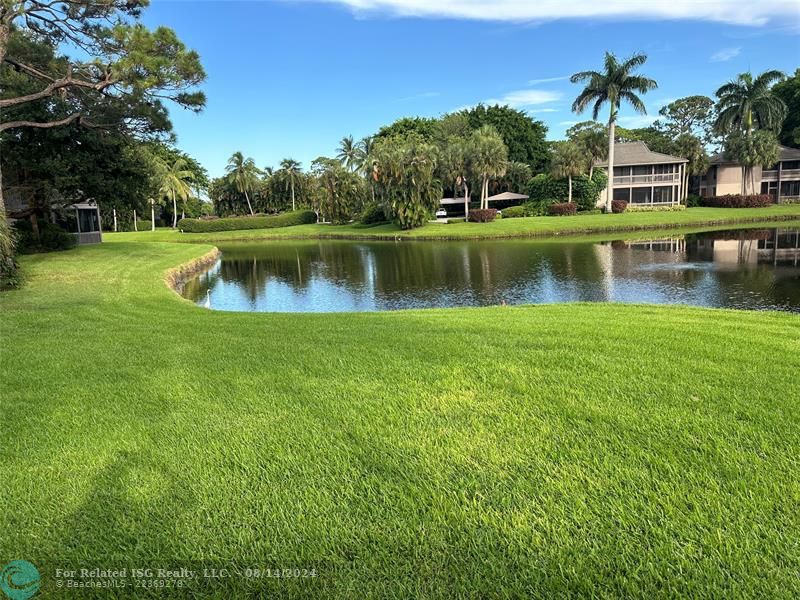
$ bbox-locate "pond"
[181,226,800,313]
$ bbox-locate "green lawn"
[108,205,800,243]
[1,239,799,597]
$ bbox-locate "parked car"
[435,209,448,218]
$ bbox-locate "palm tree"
[226,151,260,215]
[571,52,658,212]
[356,137,377,202]
[157,157,194,228]
[337,135,359,171]
[279,158,302,211]
[551,142,588,204]
[469,125,508,210]
[714,70,786,135]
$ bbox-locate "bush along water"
[700,194,773,208]
[468,209,498,223]
[360,203,388,225]
[178,210,317,233]
[528,170,607,212]
[500,206,525,218]
[548,202,577,216]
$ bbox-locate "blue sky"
[143,1,800,178]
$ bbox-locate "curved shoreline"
[164,246,220,295]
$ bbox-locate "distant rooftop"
[487,191,529,202]
[595,141,688,167]
[710,145,800,165]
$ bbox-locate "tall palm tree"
[571,52,658,213]
[469,125,508,210]
[356,137,377,202]
[157,157,194,228]
[337,135,359,171]
[226,151,260,215]
[551,142,588,204]
[714,70,786,135]
[279,158,302,211]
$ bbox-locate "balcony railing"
[763,169,800,181]
[612,173,681,186]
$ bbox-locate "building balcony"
[762,169,800,182]
[612,173,681,186]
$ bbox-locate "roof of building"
[595,141,688,167]
[486,191,530,201]
[710,144,800,165]
[440,197,469,205]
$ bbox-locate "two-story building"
[595,142,688,208]
[697,145,800,202]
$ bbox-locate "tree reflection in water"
[181,228,800,312]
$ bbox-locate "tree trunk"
[151,201,155,231]
[172,196,177,228]
[463,178,469,219]
[568,175,573,204]
[244,190,254,215]
[291,179,296,211]
[134,210,138,232]
[606,114,616,213]
[589,164,594,181]
[113,209,117,232]
[30,211,40,243]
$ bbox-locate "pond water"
[181,226,800,313]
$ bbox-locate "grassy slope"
[107,205,800,243]
[1,241,799,597]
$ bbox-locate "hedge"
[611,200,628,214]
[468,209,498,223]
[178,210,317,233]
[548,202,577,216]
[528,170,607,211]
[500,206,525,219]
[360,203,388,225]
[700,194,773,208]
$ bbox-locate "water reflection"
[181,227,800,312]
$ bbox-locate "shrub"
[523,199,554,216]
[0,210,20,288]
[611,200,628,214]
[548,202,577,216]
[500,205,525,219]
[468,208,498,223]
[528,171,606,211]
[13,220,76,253]
[700,194,773,208]
[360,203,388,225]
[686,194,702,208]
[178,210,317,233]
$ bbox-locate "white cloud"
[710,47,741,62]
[530,108,559,113]
[528,75,571,85]
[306,0,798,26]
[484,89,562,108]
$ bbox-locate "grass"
[1,239,799,598]
[107,205,800,243]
